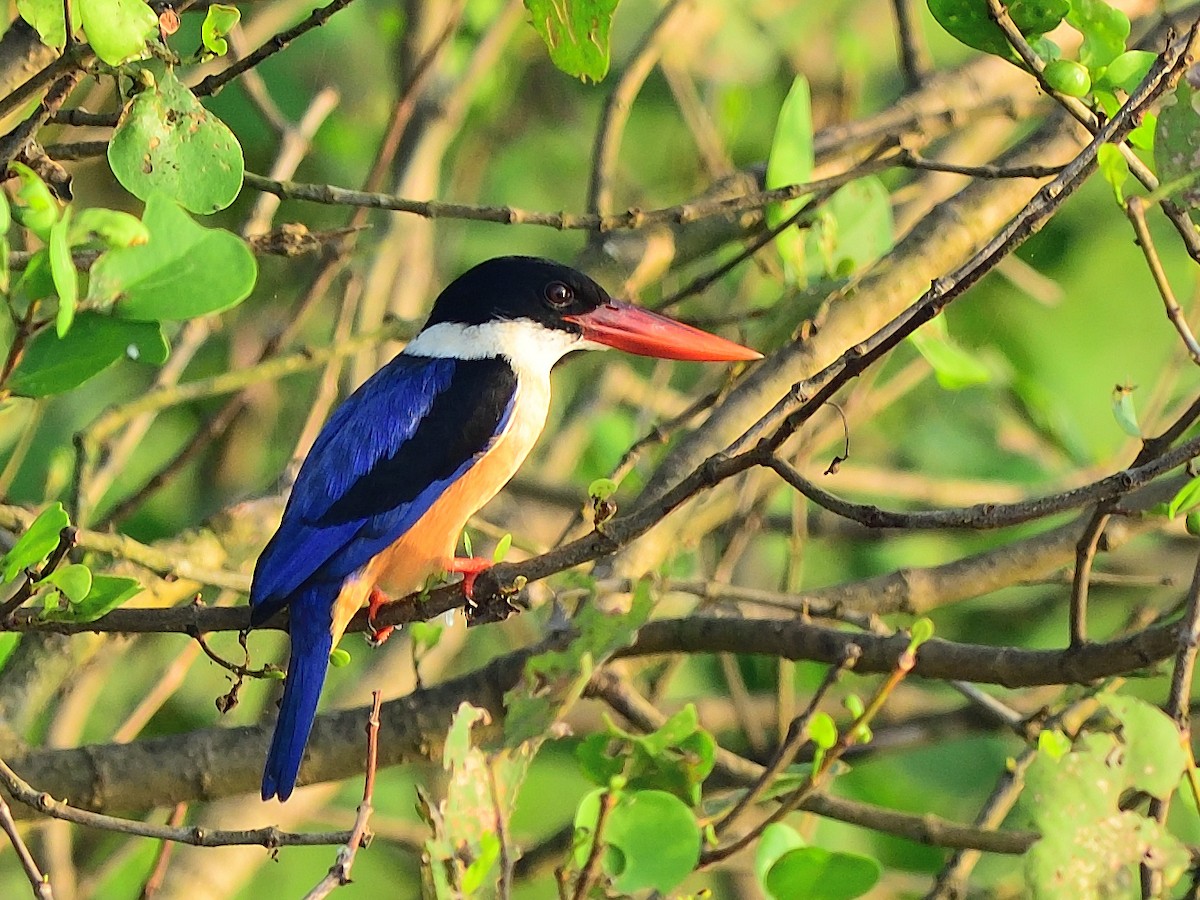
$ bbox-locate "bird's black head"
[422,256,610,333]
[409,256,761,365]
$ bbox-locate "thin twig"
[571,790,617,900]
[138,803,187,900]
[1070,509,1111,646]
[0,792,53,899]
[0,755,352,847]
[890,0,933,89]
[1126,195,1200,365]
[585,0,689,218]
[190,0,360,98]
[303,692,381,899]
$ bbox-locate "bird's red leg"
[366,587,394,646]
[447,557,492,600]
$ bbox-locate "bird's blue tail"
[261,587,333,802]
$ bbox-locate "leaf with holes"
[1154,84,1200,216]
[574,789,700,893]
[524,0,620,82]
[108,66,244,213]
[87,194,256,320]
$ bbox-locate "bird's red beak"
[564,300,762,362]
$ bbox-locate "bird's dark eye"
[544,281,573,308]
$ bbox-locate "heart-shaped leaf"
[87,194,257,320]
[108,65,244,213]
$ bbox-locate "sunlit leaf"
[1065,0,1129,73]
[49,207,77,337]
[64,575,140,622]
[78,0,157,66]
[1098,49,1156,93]
[926,0,1069,58]
[1097,143,1129,205]
[523,0,620,82]
[1168,475,1200,519]
[108,66,244,214]
[70,208,149,249]
[40,563,92,603]
[765,847,881,900]
[200,4,240,57]
[7,313,168,397]
[0,503,68,583]
[1111,383,1140,437]
[909,317,991,390]
[16,0,77,50]
[766,75,814,281]
[88,194,257,320]
[573,789,700,893]
[8,161,59,240]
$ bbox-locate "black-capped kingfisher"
[250,256,761,801]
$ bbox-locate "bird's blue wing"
[250,353,517,623]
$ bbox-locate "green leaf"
[78,0,157,66]
[328,647,352,667]
[461,528,473,558]
[492,532,512,563]
[1038,729,1072,759]
[809,712,837,749]
[49,207,77,337]
[16,0,78,50]
[909,616,935,646]
[408,620,444,654]
[7,312,168,397]
[88,194,256,320]
[765,847,881,900]
[70,208,150,249]
[1098,49,1156,93]
[1168,475,1200,519]
[503,578,653,748]
[1101,695,1187,798]
[1110,383,1140,437]
[1154,84,1200,215]
[523,0,620,82]
[8,161,59,240]
[460,832,500,894]
[755,823,806,891]
[1065,0,1129,73]
[1097,143,1129,205]
[108,66,244,214]
[587,477,618,501]
[926,0,1070,58]
[909,317,991,389]
[574,789,700,893]
[40,563,92,603]
[66,575,139,621]
[1021,717,1190,896]
[201,4,241,57]
[0,634,22,676]
[0,503,68,583]
[766,75,814,281]
[0,188,10,233]
[1042,59,1091,97]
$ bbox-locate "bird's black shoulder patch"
[319,356,518,524]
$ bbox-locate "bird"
[250,256,761,801]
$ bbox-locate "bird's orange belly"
[327,377,548,644]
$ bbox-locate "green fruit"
[1043,59,1091,97]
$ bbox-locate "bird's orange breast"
[328,371,551,644]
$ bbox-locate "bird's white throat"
[403,319,605,378]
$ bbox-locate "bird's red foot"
[366,587,394,646]
[447,556,492,600]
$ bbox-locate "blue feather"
[261,584,332,801]
[252,352,518,800]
